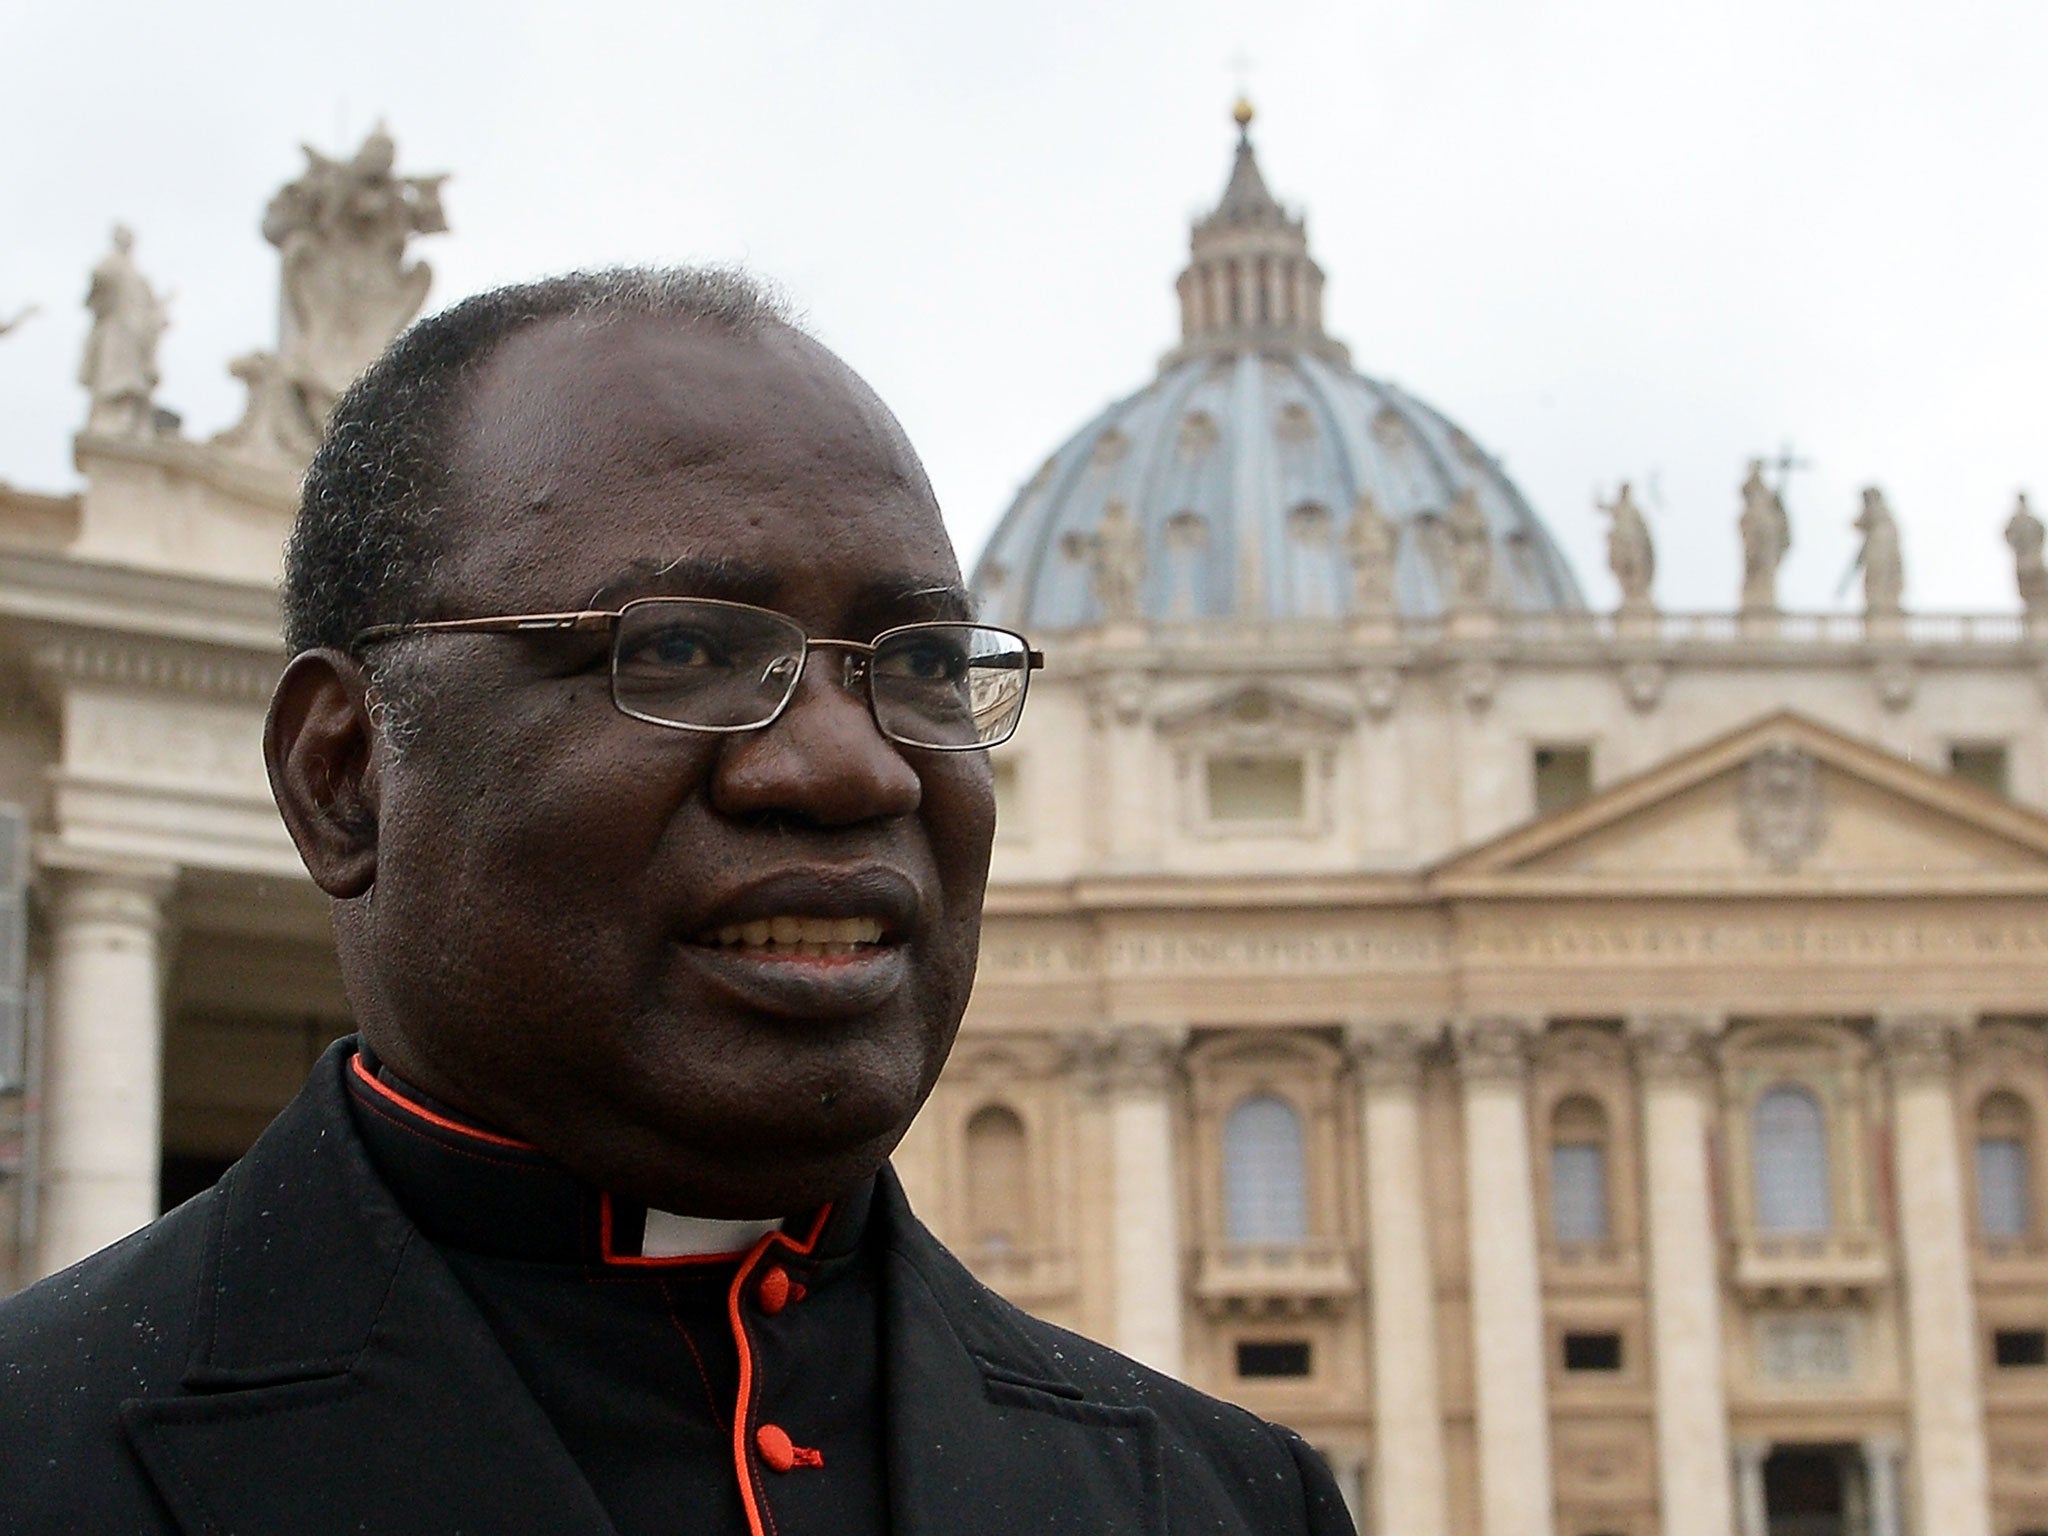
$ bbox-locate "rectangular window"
[1551,1143,1610,1244]
[1206,755,1306,824]
[1950,743,2010,797]
[1532,746,1594,817]
[1236,1340,1313,1378]
[1994,1329,2048,1368]
[1979,1137,2030,1238]
[1561,1331,1623,1372]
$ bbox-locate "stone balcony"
[1729,1227,1891,1303]
[1194,1235,1358,1317]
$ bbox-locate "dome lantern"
[1166,103,1347,369]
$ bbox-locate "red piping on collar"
[348,1052,537,1151]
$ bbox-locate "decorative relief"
[1084,670,1149,729]
[1630,1013,1719,1082]
[1357,666,1400,721]
[1456,657,1500,712]
[1738,742,1827,870]
[1620,659,1665,712]
[1344,1018,1439,1087]
[1069,1022,1187,1095]
[1879,1011,1963,1083]
[1872,657,1916,711]
[1756,1314,1857,1384]
[35,639,279,701]
[1454,1015,1534,1082]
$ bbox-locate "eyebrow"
[586,559,978,627]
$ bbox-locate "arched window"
[965,1104,1029,1258]
[1223,1093,1308,1244]
[1550,1094,1611,1245]
[1754,1084,1832,1234]
[1978,1091,2033,1241]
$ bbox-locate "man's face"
[350,314,995,1216]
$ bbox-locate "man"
[1,269,1353,1535]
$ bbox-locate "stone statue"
[1344,491,1398,615]
[2006,492,2048,626]
[1854,486,1904,617]
[263,124,447,424]
[1087,499,1145,624]
[1600,481,1655,616]
[78,227,170,438]
[1446,488,1493,610]
[1739,459,1790,614]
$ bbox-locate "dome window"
[1178,411,1219,457]
[1275,400,1316,444]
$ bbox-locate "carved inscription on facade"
[1107,926,1446,976]
[67,696,269,797]
[1466,916,2048,966]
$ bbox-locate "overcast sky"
[4,1,2042,615]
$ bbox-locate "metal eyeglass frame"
[350,595,1046,751]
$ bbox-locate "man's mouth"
[702,915,888,958]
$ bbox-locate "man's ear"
[265,648,382,899]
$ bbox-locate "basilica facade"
[3,118,2047,1536]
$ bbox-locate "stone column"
[36,861,173,1277]
[1732,1440,1769,1536]
[1632,1014,1735,1536]
[1455,1016,1553,1536]
[1862,1435,1903,1536]
[1882,1014,1992,1536]
[1349,1021,1449,1536]
[1104,1023,1186,1377]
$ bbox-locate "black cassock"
[1,1041,1354,1536]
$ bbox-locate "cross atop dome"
[1167,102,1347,367]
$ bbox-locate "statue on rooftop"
[1600,481,1655,617]
[2006,492,2048,627]
[1086,499,1146,624]
[1739,459,1790,614]
[1344,491,1397,616]
[263,124,447,425]
[1854,487,1904,617]
[1446,488,1494,610]
[78,226,170,438]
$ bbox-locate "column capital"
[45,856,176,930]
[1630,1012,1722,1083]
[1344,1018,1440,1088]
[1070,1022,1186,1095]
[1453,1014,1535,1084]
[1880,1011,1967,1084]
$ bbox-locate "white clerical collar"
[640,1208,785,1258]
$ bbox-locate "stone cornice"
[74,430,301,515]
[32,635,280,702]
[0,545,281,652]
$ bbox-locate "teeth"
[707,916,886,952]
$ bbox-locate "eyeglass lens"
[609,600,1031,749]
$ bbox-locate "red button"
[757,1423,796,1472]
[758,1265,791,1315]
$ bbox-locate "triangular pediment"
[1155,681,1353,740]
[1435,710,2048,894]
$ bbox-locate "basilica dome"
[970,110,1585,631]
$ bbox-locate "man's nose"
[708,650,922,824]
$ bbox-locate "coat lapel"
[120,1046,617,1536]
[876,1174,1166,1536]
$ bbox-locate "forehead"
[434,313,955,609]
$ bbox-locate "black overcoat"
[1,1047,1354,1535]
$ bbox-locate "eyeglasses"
[352,597,1044,751]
